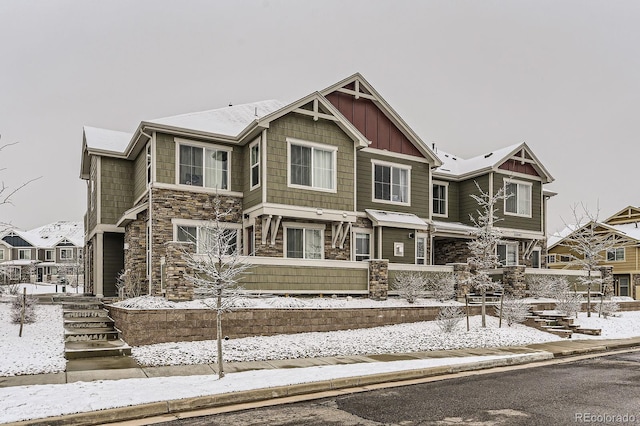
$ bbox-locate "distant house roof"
[146,100,288,139]
[2,222,84,249]
[548,220,640,251]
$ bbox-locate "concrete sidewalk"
[3,337,640,426]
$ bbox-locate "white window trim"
[607,247,625,262]
[286,137,338,193]
[249,137,261,191]
[547,254,556,263]
[0,249,4,261]
[59,248,74,260]
[432,180,448,218]
[174,138,233,191]
[497,243,518,266]
[283,221,325,260]
[415,232,429,265]
[45,249,54,261]
[351,229,373,262]
[173,220,242,254]
[18,249,31,260]
[146,143,152,188]
[371,159,412,206]
[531,247,541,268]
[504,178,532,218]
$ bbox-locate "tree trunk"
[587,269,592,318]
[216,288,224,379]
[481,290,486,328]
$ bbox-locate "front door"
[618,276,630,297]
[36,267,43,282]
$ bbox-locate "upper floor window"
[285,223,324,259]
[146,143,152,186]
[288,139,336,191]
[176,224,239,255]
[178,144,229,190]
[373,161,410,205]
[607,247,625,262]
[250,139,260,190]
[18,249,31,260]
[504,179,532,217]
[0,250,4,261]
[432,182,448,216]
[45,250,54,261]
[497,243,517,266]
[60,248,74,260]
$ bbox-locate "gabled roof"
[605,206,640,226]
[83,126,133,154]
[365,209,429,230]
[21,221,84,248]
[320,73,442,166]
[433,142,554,183]
[145,100,287,140]
[548,220,640,251]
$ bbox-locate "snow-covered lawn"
[0,282,83,296]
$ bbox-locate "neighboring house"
[547,206,640,299]
[0,221,84,285]
[80,73,555,299]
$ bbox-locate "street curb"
[6,352,553,426]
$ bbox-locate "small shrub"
[437,305,464,333]
[495,296,530,326]
[600,300,620,319]
[526,276,569,299]
[11,295,37,324]
[555,292,582,318]
[393,272,427,304]
[115,269,143,300]
[426,272,456,301]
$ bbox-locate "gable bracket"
[332,222,352,249]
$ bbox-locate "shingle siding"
[100,157,134,225]
[494,174,542,232]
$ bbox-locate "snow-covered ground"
[1,294,639,424]
[0,282,84,296]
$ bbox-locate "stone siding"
[124,209,148,295]
[164,241,194,301]
[434,238,470,265]
[368,260,388,300]
[502,266,526,297]
[108,304,484,346]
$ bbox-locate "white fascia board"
[248,203,358,223]
[497,228,545,240]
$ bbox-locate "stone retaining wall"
[108,304,483,346]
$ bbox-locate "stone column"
[368,259,388,300]
[164,241,195,302]
[632,274,640,300]
[451,263,471,300]
[598,266,614,296]
[502,266,526,297]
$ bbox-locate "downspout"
[140,129,153,296]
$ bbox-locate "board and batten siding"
[102,233,124,297]
[266,114,355,211]
[356,151,431,215]
[382,227,415,264]
[155,132,243,193]
[100,157,134,225]
[87,156,99,231]
[494,174,542,233]
[240,264,368,292]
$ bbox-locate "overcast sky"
[1,0,638,235]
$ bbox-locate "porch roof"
[365,209,429,230]
[431,220,476,237]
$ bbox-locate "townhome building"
[0,221,84,285]
[547,206,640,299]
[80,73,555,300]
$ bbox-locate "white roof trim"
[365,209,429,230]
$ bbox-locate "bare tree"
[392,272,426,303]
[425,272,456,302]
[560,204,621,317]
[495,295,530,327]
[525,275,570,299]
[181,196,252,379]
[464,182,508,327]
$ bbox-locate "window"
[373,161,410,204]
[288,140,335,191]
[559,255,571,262]
[432,182,447,216]
[179,144,229,190]
[0,250,4,261]
[285,226,323,259]
[90,179,95,211]
[146,143,152,185]
[45,250,54,261]
[250,139,260,189]
[176,225,238,255]
[18,249,31,260]
[547,254,556,263]
[354,232,371,261]
[607,247,625,262]
[531,249,541,268]
[504,179,532,217]
[60,248,74,260]
[497,243,518,266]
[416,236,427,265]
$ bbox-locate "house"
[547,206,640,299]
[80,73,555,300]
[0,221,84,286]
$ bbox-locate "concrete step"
[64,340,132,359]
[546,328,573,338]
[62,301,104,310]
[575,328,602,336]
[64,317,115,328]
[63,309,110,319]
[64,327,120,342]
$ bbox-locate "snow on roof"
[22,221,84,248]
[365,209,429,230]
[547,223,585,248]
[84,126,133,154]
[147,100,288,137]
[609,222,640,242]
[434,143,522,177]
[431,220,477,235]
